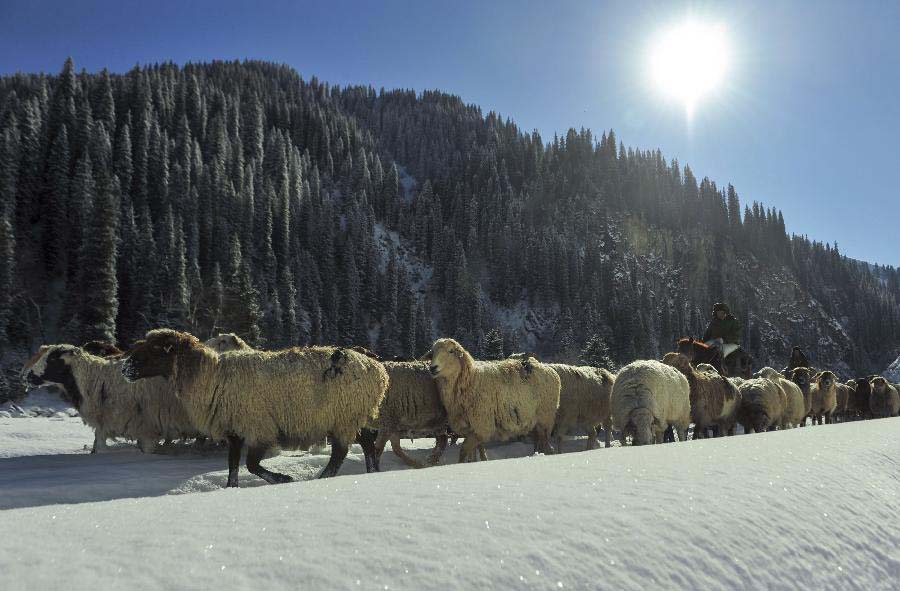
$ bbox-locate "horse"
[675,338,753,379]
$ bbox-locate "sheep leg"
[374,431,388,458]
[675,425,688,443]
[319,439,349,478]
[246,444,293,485]
[357,428,379,473]
[226,435,244,488]
[555,434,564,454]
[586,426,599,451]
[91,429,108,454]
[459,438,480,463]
[427,433,449,465]
[139,438,159,454]
[389,434,425,469]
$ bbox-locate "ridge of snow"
[1,417,899,590]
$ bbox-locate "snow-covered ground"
[1,412,899,590]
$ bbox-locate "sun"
[649,20,730,116]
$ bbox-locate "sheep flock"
[18,331,900,489]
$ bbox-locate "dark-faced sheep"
[122,329,389,487]
[610,360,691,445]
[869,377,900,418]
[663,353,740,438]
[23,345,191,453]
[424,338,560,462]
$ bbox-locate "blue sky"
[2,0,898,266]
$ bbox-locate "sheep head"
[815,370,836,390]
[870,376,889,395]
[662,352,692,377]
[22,345,83,408]
[203,333,250,354]
[427,338,471,380]
[629,407,656,446]
[123,329,199,382]
[789,367,813,394]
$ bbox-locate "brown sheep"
[80,341,126,358]
[663,352,741,438]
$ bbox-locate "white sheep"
[122,329,389,486]
[735,377,786,433]
[755,367,805,428]
[424,338,560,462]
[610,360,691,445]
[23,345,192,453]
[203,333,252,353]
[546,363,615,451]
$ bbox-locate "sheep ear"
[419,349,433,361]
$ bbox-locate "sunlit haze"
[649,20,730,118]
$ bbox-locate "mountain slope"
[1,60,898,401]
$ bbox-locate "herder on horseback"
[703,302,742,360]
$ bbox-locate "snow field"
[1,414,899,590]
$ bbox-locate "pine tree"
[80,176,120,342]
[580,335,615,370]
[482,327,505,360]
[221,236,262,345]
[45,124,70,272]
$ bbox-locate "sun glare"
[650,20,730,117]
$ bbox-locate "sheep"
[788,367,815,426]
[809,371,838,425]
[663,353,740,438]
[546,363,615,451]
[424,338,560,462]
[121,329,389,486]
[756,367,806,429]
[22,345,192,453]
[735,377,787,433]
[203,333,252,353]
[847,378,873,420]
[81,341,125,358]
[203,334,391,469]
[609,359,691,445]
[371,360,450,469]
[833,382,852,422]
[869,376,900,418]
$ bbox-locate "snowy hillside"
[1,416,899,590]
[884,356,900,382]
